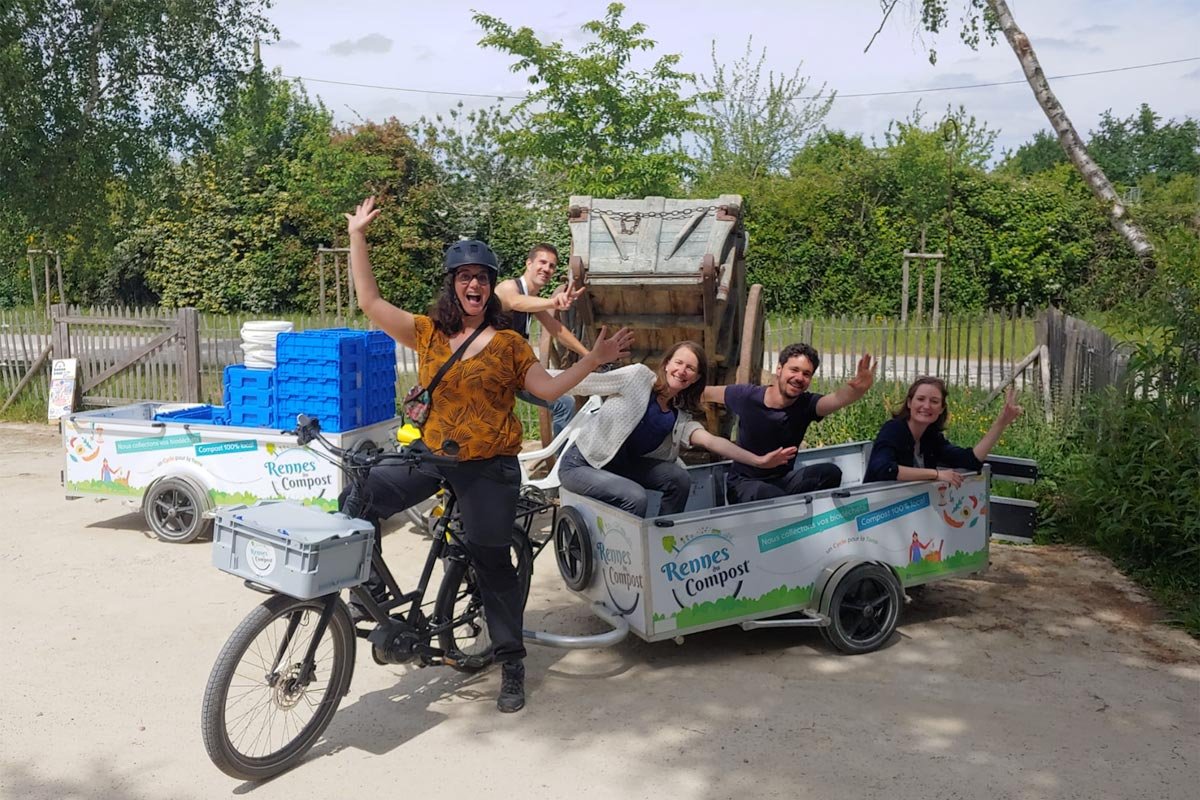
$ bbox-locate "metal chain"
[595,205,717,235]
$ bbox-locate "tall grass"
[1043,327,1200,633]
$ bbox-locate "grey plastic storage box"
[212,501,374,600]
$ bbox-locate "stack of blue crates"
[275,328,396,431]
[223,365,275,428]
[360,330,397,426]
[275,331,365,432]
[211,329,397,433]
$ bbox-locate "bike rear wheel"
[433,526,533,673]
[201,593,355,781]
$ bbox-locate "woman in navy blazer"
[865,377,1022,487]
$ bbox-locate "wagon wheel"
[565,255,595,355]
[569,254,587,289]
[554,506,594,592]
[144,476,212,543]
[736,283,766,385]
[700,254,718,377]
[820,564,902,654]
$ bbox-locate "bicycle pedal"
[444,650,493,670]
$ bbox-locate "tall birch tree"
[870,0,1155,260]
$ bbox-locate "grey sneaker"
[497,661,526,713]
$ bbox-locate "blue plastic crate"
[226,403,275,428]
[276,334,365,390]
[223,366,275,429]
[155,404,227,425]
[275,393,365,433]
[363,380,396,425]
[340,329,396,424]
[277,330,367,365]
[223,365,275,407]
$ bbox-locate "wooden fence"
[0,305,1131,422]
[765,307,1039,392]
[1037,307,1132,407]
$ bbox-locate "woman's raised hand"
[758,446,799,470]
[345,197,381,236]
[589,326,635,366]
[999,386,1023,427]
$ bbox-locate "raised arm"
[690,428,797,470]
[495,279,559,314]
[815,353,876,416]
[973,386,1023,462]
[702,385,727,405]
[533,309,589,358]
[345,197,417,349]
[523,326,634,400]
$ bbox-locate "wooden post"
[54,251,64,304]
[915,266,925,322]
[50,303,70,359]
[901,258,910,323]
[932,260,942,328]
[1039,344,1053,422]
[178,307,201,403]
[318,250,326,324]
[28,253,38,309]
[43,255,51,316]
[915,227,926,322]
[335,254,343,324]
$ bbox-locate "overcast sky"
[261,0,1200,158]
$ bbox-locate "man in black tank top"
[495,243,588,436]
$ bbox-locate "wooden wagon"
[552,194,766,437]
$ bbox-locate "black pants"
[340,454,527,663]
[727,463,843,504]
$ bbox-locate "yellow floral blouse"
[412,315,538,461]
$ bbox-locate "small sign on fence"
[47,358,79,420]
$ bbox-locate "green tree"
[694,37,835,180]
[1088,104,1200,186]
[999,129,1067,176]
[0,0,276,294]
[870,0,1155,259]
[140,69,446,313]
[417,102,567,275]
[881,104,998,242]
[474,2,702,197]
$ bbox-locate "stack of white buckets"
[240,320,294,369]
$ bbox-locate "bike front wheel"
[433,526,533,673]
[201,593,355,781]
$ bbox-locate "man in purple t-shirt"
[702,343,876,504]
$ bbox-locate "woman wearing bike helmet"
[345,197,632,713]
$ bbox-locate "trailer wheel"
[554,506,593,591]
[821,564,901,654]
[144,477,212,543]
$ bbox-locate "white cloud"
[327,33,393,57]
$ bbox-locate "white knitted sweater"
[564,364,704,469]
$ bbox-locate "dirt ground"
[1,421,1197,800]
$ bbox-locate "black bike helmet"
[443,239,500,275]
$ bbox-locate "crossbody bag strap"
[426,325,487,397]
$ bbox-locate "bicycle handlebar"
[292,414,459,473]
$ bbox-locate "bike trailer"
[212,500,374,600]
[554,441,996,653]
